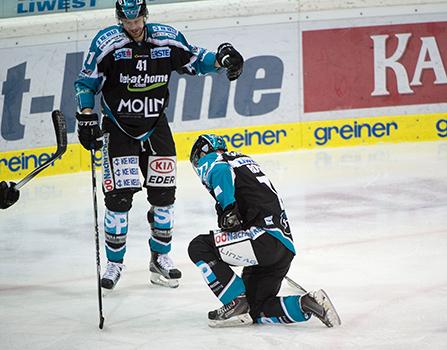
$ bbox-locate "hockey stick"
[284,276,308,294]
[90,149,105,329]
[14,110,67,190]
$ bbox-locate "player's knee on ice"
[188,234,218,263]
[188,236,203,263]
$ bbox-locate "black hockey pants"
[188,230,294,320]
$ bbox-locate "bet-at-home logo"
[119,73,168,91]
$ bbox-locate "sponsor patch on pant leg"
[102,133,114,192]
[111,155,141,190]
[146,156,176,187]
[213,229,259,266]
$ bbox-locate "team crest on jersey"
[151,47,171,59]
[114,48,133,61]
[280,211,290,232]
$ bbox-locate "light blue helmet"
[190,134,228,167]
[116,0,147,20]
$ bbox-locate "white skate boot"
[149,252,182,288]
[101,261,124,290]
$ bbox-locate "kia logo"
[149,158,175,173]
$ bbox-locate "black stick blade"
[14,110,68,190]
[51,110,68,153]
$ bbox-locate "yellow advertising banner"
[1,113,446,182]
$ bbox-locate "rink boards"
[1,113,446,179]
[0,0,446,180]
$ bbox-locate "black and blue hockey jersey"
[195,151,295,254]
[75,23,219,141]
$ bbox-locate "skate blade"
[317,289,341,327]
[208,313,252,328]
[100,282,117,297]
[285,276,307,295]
[150,272,179,288]
[102,289,111,297]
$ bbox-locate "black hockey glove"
[0,181,20,209]
[216,43,244,81]
[75,112,103,151]
[217,202,243,232]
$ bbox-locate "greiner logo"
[314,121,398,146]
[117,97,165,118]
[0,151,60,172]
[222,129,287,149]
[436,119,447,137]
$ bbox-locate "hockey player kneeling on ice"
[74,0,243,290]
[188,134,341,328]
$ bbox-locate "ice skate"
[301,289,341,327]
[101,261,124,290]
[208,295,252,328]
[149,252,182,288]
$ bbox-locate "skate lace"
[103,262,123,280]
[217,300,236,315]
[157,254,175,270]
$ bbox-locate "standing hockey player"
[0,181,20,209]
[188,134,341,327]
[74,0,243,289]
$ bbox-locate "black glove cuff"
[76,112,99,125]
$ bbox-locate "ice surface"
[1,141,447,349]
